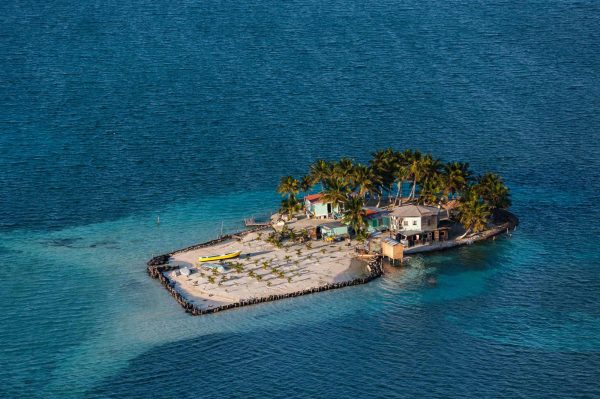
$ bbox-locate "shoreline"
[148,250,383,316]
[403,209,519,255]
[147,210,518,316]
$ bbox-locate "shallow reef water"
[1,0,600,397]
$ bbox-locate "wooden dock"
[244,218,270,227]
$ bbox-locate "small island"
[147,149,518,315]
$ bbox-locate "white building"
[387,205,449,247]
[389,205,440,232]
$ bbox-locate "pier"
[244,218,271,227]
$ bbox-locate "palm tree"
[406,150,423,200]
[299,175,313,193]
[342,196,367,238]
[475,173,511,211]
[443,162,472,199]
[280,197,302,219]
[369,148,396,202]
[333,157,355,182]
[420,154,443,189]
[352,164,379,199]
[392,150,411,205]
[457,189,490,238]
[309,159,333,188]
[321,177,350,210]
[277,176,300,200]
[418,172,445,205]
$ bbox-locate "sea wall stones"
[147,256,383,316]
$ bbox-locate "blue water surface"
[1,0,600,397]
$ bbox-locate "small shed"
[317,222,349,240]
[381,237,404,262]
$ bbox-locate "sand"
[164,229,368,311]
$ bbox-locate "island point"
[147,149,518,315]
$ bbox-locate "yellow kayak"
[198,251,241,263]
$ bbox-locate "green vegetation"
[277,148,511,237]
[232,262,244,273]
[264,226,303,248]
[277,176,302,219]
[341,195,368,238]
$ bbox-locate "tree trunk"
[458,228,472,240]
[409,178,417,200]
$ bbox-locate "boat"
[197,251,241,263]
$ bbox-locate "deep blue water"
[1,0,600,397]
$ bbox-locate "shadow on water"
[85,307,600,399]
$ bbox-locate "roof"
[304,193,324,202]
[362,207,389,219]
[382,237,400,246]
[362,206,382,217]
[363,209,379,217]
[390,205,440,218]
[319,221,347,229]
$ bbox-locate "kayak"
[198,251,241,263]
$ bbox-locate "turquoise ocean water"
[1,1,600,397]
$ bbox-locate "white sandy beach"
[165,229,367,311]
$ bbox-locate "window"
[403,220,408,226]
[413,220,417,225]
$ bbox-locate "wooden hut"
[381,237,404,264]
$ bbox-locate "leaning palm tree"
[309,159,333,188]
[277,176,300,200]
[443,162,472,199]
[457,189,490,238]
[342,195,367,238]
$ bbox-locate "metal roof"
[390,205,440,217]
[382,237,400,246]
[319,221,346,229]
[304,193,324,202]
